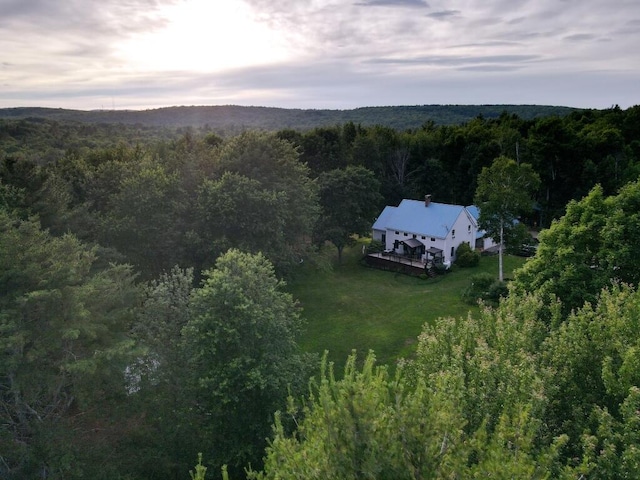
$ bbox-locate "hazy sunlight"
[117,0,291,72]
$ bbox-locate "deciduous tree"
[512,180,640,315]
[183,249,316,475]
[315,166,382,262]
[474,156,540,281]
[126,266,197,479]
[541,283,640,477]
[212,132,319,273]
[195,172,288,271]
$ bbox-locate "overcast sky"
[1,0,639,110]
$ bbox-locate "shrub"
[366,239,385,254]
[434,263,450,274]
[462,272,507,305]
[455,242,480,267]
[486,279,509,303]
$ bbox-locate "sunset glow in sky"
[116,1,292,73]
[1,0,639,110]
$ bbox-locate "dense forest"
[1,104,640,479]
[0,104,576,131]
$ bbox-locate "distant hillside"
[0,104,578,130]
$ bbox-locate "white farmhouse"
[465,205,500,251]
[371,195,481,266]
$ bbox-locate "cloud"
[1,0,639,110]
[0,0,175,34]
[354,0,429,7]
[0,0,181,93]
[3,58,639,111]
[457,65,523,72]
[366,54,541,67]
[426,10,460,19]
[564,33,597,42]
[450,41,523,48]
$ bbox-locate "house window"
[451,247,455,258]
[431,238,435,242]
[412,234,416,239]
[403,232,408,236]
[452,229,456,238]
[421,236,426,240]
[468,225,471,233]
[395,231,399,235]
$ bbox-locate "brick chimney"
[424,194,432,207]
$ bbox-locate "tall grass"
[287,241,527,370]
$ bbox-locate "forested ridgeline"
[1,105,640,478]
[0,104,577,131]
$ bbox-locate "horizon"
[0,102,612,114]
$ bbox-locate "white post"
[499,220,504,282]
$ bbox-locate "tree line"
[1,104,576,130]
[1,105,640,478]
[3,105,640,228]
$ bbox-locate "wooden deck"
[365,252,428,276]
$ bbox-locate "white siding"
[372,229,386,243]
[370,202,482,263]
[441,211,476,263]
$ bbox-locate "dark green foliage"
[0,105,578,131]
[0,211,139,478]
[1,104,640,478]
[314,166,382,262]
[4,105,639,230]
[0,117,177,165]
[365,239,384,254]
[512,179,640,316]
[183,249,316,476]
[125,266,197,478]
[462,272,507,305]
[455,241,480,267]
[433,262,450,275]
[505,222,537,255]
[207,131,320,274]
[196,171,289,264]
[100,160,188,276]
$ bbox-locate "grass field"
[287,241,527,370]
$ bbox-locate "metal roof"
[401,238,424,248]
[466,205,487,238]
[466,205,480,221]
[372,205,396,231]
[372,199,471,239]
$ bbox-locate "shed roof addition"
[401,238,424,248]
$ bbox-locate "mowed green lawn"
[287,241,527,369]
